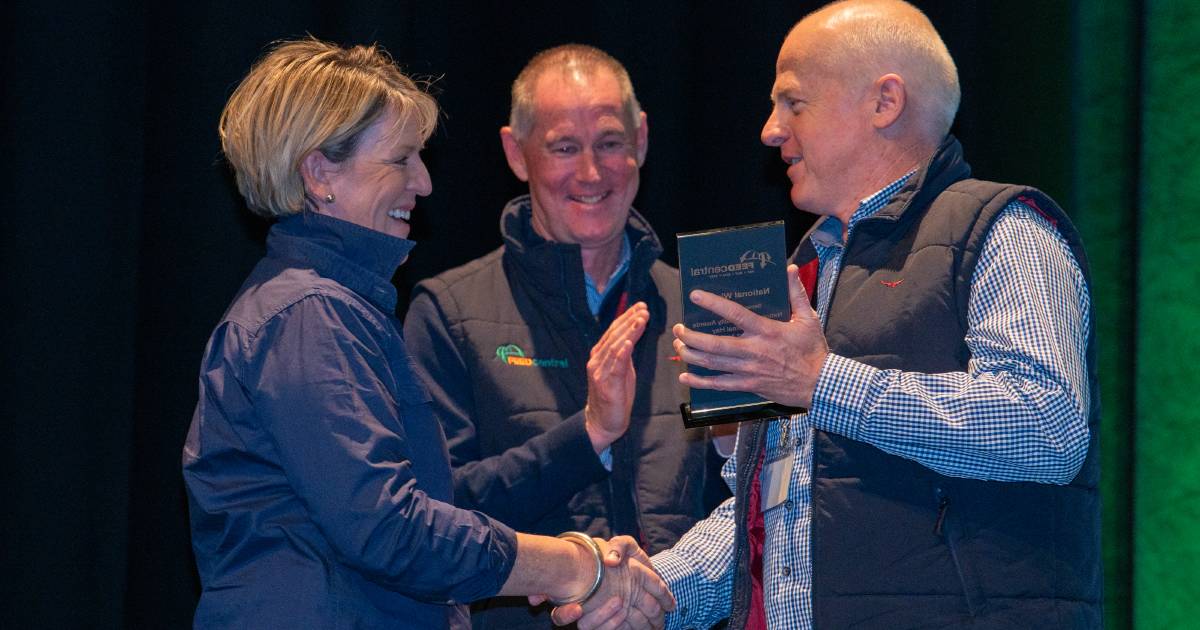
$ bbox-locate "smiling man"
[403,45,725,629]
[562,1,1101,628]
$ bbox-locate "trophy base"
[679,401,806,429]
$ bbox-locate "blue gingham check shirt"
[653,172,1092,629]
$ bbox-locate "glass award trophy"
[676,220,803,428]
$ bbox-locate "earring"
[324,193,336,203]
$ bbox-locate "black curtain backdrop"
[2,1,1072,627]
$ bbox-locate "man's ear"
[635,112,649,167]
[871,73,906,130]
[499,127,529,182]
[300,149,337,199]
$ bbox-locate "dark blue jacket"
[183,213,518,629]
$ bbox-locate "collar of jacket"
[804,134,974,239]
[267,211,414,313]
[498,195,665,324]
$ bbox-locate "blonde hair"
[219,37,438,217]
[508,44,642,141]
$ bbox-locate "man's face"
[760,32,875,220]
[502,68,647,251]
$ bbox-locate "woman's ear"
[300,149,336,199]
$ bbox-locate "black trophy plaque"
[676,221,803,428]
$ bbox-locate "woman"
[182,38,670,628]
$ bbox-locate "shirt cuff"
[598,446,613,471]
[558,411,612,478]
[710,432,737,459]
[809,353,879,441]
[652,549,719,630]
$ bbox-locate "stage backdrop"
[2,1,1195,628]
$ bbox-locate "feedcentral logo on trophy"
[495,344,569,368]
[689,249,775,277]
[739,249,775,269]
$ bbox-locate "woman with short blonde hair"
[183,37,672,629]
[218,38,437,218]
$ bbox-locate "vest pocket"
[933,485,985,616]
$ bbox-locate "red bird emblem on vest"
[880,278,904,288]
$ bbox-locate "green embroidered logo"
[495,344,568,368]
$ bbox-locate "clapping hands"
[584,302,650,453]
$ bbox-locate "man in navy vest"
[404,45,727,629]
[562,1,1101,628]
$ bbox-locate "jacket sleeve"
[403,282,608,529]
[245,292,517,603]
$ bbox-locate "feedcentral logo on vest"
[495,344,569,368]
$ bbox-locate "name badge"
[760,448,794,512]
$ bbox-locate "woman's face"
[318,107,432,239]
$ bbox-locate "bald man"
[564,1,1100,628]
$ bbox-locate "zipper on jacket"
[934,486,982,616]
[933,495,950,536]
[729,420,765,629]
[809,420,820,628]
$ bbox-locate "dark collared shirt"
[183,212,517,629]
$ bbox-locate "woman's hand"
[550,536,673,630]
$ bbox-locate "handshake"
[532,533,675,630]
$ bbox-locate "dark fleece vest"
[727,136,1102,629]
[407,198,723,629]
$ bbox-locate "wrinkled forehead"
[774,23,870,97]
[776,20,828,73]
[770,45,822,98]
[372,105,426,148]
[538,61,600,89]
[530,66,620,106]
[528,67,633,131]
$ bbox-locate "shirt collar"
[267,212,415,312]
[810,169,917,248]
[584,233,632,316]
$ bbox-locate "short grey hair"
[795,0,960,142]
[508,44,642,141]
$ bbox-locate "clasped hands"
[534,535,673,630]
[550,268,825,629]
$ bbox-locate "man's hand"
[673,264,829,408]
[550,536,673,630]
[585,302,650,453]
